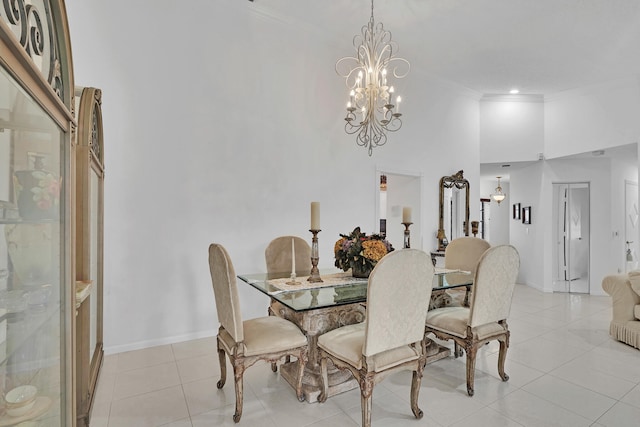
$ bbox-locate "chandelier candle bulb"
[310,202,320,230]
[396,96,401,114]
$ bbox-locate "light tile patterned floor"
[90,285,640,426]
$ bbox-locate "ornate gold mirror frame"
[437,170,470,251]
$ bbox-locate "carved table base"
[270,299,366,403]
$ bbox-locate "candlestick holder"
[471,220,479,237]
[286,272,301,286]
[402,222,413,249]
[308,229,323,283]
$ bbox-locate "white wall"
[509,163,546,289]
[480,95,544,163]
[545,78,640,159]
[610,152,639,272]
[66,0,481,353]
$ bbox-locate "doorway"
[376,170,422,250]
[552,182,590,293]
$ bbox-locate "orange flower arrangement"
[334,227,394,276]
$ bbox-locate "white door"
[625,181,639,272]
[552,183,590,293]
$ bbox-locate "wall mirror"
[438,170,470,250]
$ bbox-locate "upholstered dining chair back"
[363,249,434,357]
[265,236,312,277]
[444,237,491,274]
[469,245,520,328]
[208,243,244,342]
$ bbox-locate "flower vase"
[350,262,372,278]
[13,170,61,220]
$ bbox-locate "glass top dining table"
[237,268,473,312]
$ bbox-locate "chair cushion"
[635,305,640,321]
[426,306,507,340]
[426,307,469,338]
[218,316,307,357]
[318,323,420,372]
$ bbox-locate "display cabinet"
[74,86,103,426]
[0,0,76,425]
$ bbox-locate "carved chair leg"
[498,337,509,381]
[465,344,478,396]
[216,344,227,389]
[410,370,424,419]
[295,348,307,402]
[232,362,245,423]
[318,355,329,403]
[360,377,373,427]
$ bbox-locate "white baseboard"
[103,329,217,355]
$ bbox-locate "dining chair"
[444,236,491,274]
[425,245,520,396]
[265,235,311,278]
[316,249,434,427]
[264,235,311,372]
[208,243,308,422]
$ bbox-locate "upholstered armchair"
[425,245,520,396]
[316,249,434,427]
[265,235,311,278]
[444,236,491,274]
[602,271,640,349]
[208,243,308,422]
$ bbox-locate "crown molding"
[480,94,544,103]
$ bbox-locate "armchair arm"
[602,274,640,322]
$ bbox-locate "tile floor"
[90,285,640,426]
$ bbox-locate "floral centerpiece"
[334,227,394,278]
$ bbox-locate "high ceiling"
[250,0,640,95]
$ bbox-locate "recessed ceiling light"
[509,89,519,94]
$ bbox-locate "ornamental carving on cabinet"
[90,110,100,159]
[1,0,64,100]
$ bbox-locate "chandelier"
[336,0,410,156]
[492,176,506,205]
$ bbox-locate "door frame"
[552,182,590,294]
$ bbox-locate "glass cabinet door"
[75,86,104,426]
[0,65,67,425]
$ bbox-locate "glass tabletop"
[237,268,473,312]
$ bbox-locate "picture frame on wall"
[522,206,531,224]
[513,203,521,220]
